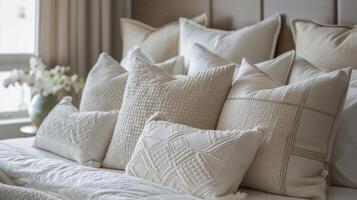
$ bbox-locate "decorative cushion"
[126,113,266,200]
[217,59,351,199]
[35,97,118,167]
[180,14,281,68]
[288,56,357,189]
[188,44,295,84]
[80,51,185,112]
[102,58,235,169]
[291,19,357,71]
[121,14,207,63]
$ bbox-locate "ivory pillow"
[121,14,208,62]
[180,14,281,67]
[189,43,295,84]
[288,56,357,189]
[102,58,235,169]
[80,50,185,111]
[126,113,266,200]
[291,19,357,71]
[35,97,118,167]
[217,59,351,199]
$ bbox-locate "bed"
[1,0,357,199]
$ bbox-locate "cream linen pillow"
[35,97,118,167]
[126,113,266,200]
[102,58,235,169]
[288,56,357,189]
[121,14,208,63]
[217,59,351,199]
[80,50,185,111]
[180,14,281,68]
[291,19,357,71]
[188,43,295,84]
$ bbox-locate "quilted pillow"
[121,14,207,62]
[126,113,266,200]
[291,19,357,71]
[102,58,235,169]
[80,50,185,111]
[189,43,295,84]
[288,56,357,189]
[217,59,351,199]
[180,14,281,67]
[35,97,118,167]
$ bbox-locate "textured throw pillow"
[288,56,357,189]
[102,58,235,169]
[80,50,185,111]
[180,14,281,67]
[291,19,357,71]
[121,14,207,63]
[189,43,295,84]
[35,97,118,167]
[126,113,266,200]
[217,59,351,199]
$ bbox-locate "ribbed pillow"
[126,113,265,200]
[102,58,235,169]
[121,14,207,62]
[217,59,351,199]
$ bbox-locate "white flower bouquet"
[3,56,84,96]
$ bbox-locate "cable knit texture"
[102,58,235,169]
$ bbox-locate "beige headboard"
[131,0,357,56]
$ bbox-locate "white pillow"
[102,58,235,169]
[217,59,351,199]
[80,50,185,111]
[126,113,265,200]
[35,97,118,167]
[180,14,281,68]
[291,19,357,71]
[121,14,207,62]
[189,44,295,84]
[288,56,357,189]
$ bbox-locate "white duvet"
[0,142,204,200]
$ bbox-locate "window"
[0,0,37,120]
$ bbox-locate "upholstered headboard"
[131,0,357,56]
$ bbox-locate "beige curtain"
[38,0,125,104]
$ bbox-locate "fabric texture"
[179,14,281,68]
[291,19,357,71]
[80,50,185,112]
[188,44,295,84]
[102,58,235,169]
[121,14,207,63]
[0,183,60,200]
[126,113,265,199]
[35,97,118,167]
[288,56,357,189]
[217,59,351,199]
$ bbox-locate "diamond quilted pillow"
[35,96,118,167]
[102,58,235,169]
[217,59,351,199]
[80,50,185,112]
[126,113,266,200]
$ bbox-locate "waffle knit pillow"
[180,14,281,67]
[291,19,357,71]
[126,113,266,200]
[188,44,295,84]
[288,56,357,189]
[102,58,235,169]
[80,50,185,112]
[35,97,118,167]
[121,14,207,63]
[217,59,351,199]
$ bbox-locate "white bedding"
[0,137,356,200]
